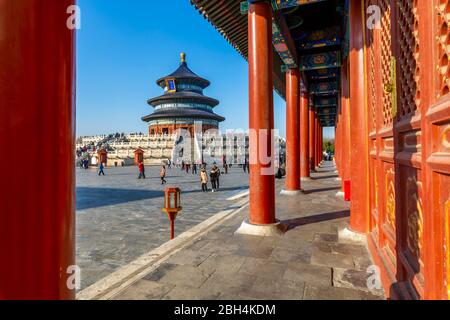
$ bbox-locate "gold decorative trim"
[385,168,395,228]
[406,176,423,261]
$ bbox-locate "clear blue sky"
[76,0,334,139]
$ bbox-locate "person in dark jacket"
[210,166,217,192]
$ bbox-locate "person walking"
[192,163,197,175]
[200,167,208,192]
[138,161,146,179]
[160,165,167,185]
[98,162,105,176]
[243,157,248,173]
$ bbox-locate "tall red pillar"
[0,0,76,299]
[314,114,319,168]
[318,125,322,165]
[248,0,275,224]
[284,68,301,192]
[300,84,310,179]
[336,105,342,173]
[309,106,316,172]
[349,0,369,233]
[341,59,351,186]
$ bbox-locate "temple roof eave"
[147,92,220,108]
[141,109,225,123]
[156,76,210,89]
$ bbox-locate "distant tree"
[323,138,335,153]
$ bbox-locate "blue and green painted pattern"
[299,51,341,71]
[310,81,338,95]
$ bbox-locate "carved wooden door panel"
[391,0,425,299]
[367,0,450,299]
[424,0,450,300]
[365,0,400,296]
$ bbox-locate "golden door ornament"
[383,56,398,119]
[406,177,423,261]
[385,169,396,228]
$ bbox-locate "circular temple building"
[142,53,225,135]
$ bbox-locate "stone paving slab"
[76,165,249,289]
[106,162,386,300]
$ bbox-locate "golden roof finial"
[180,52,186,63]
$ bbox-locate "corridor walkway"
[92,162,384,300]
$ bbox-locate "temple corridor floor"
[76,165,250,289]
[110,162,385,300]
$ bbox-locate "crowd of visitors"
[80,156,257,194]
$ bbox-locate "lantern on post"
[162,187,182,240]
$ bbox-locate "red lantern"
[162,187,182,240]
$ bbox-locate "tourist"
[223,162,228,174]
[98,162,105,176]
[160,165,167,185]
[138,161,146,179]
[185,162,191,174]
[200,168,208,192]
[215,165,221,190]
[181,160,185,171]
[209,166,217,192]
[192,163,197,175]
[167,159,172,169]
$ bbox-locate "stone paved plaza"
[76,165,249,289]
[81,162,385,300]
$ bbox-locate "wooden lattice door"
[365,0,450,299]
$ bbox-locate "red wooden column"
[300,83,310,179]
[314,112,319,169]
[338,107,343,171]
[318,125,322,164]
[0,0,76,299]
[309,105,316,172]
[248,0,276,224]
[349,0,369,233]
[341,59,351,187]
[284,68,301,192]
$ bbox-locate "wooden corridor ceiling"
[190,0,349,127]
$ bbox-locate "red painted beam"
[0,0,76,299]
